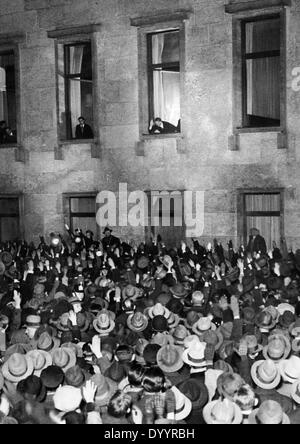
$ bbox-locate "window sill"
[141,133,183,141]
[0,143,21,149]
[234,127,283,134]
[59,139,97,146]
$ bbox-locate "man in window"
[75,116,94,139]
[246,227,267,256]
[0,120,16,144]
[149,117,179,135]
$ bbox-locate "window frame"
[0,41,22,149]
[0,194,23,241]
[237,188,284,246]
[134,16,187,139]
[62,192,98,236]
[241,14,281,128]
[231,7,287,134]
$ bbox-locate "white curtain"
[69,46,84,138]
[152,34,180,126]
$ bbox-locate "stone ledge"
[47,24,101,39]
[225,0,291,14]
[130,9,193,27]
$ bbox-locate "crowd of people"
[0,224,300,424]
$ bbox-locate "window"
[0,50,17,145]
[64,194,97,234]
[0,197,20,241]
[147,30,181,133]
[242,16,281,127]
[58,42,93,140]
[145,190,185,247]
[239,190,284,250]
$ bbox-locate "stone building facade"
[0,0,299,249]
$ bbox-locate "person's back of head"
[107,390,132,418]
[128,362,145,387]
[63,411,85,424]
[142,366,166,393]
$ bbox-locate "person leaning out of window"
[149,117,180,135]
[0,120,16,144]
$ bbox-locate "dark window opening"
[147,30,181,134]
[64,195,97,234]
[58,42,94,141]
[242,16,281,128]
[0,197,19,242]
[0,51,17,145]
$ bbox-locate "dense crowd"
[0,225,300,424]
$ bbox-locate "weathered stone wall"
[0,0,299,248]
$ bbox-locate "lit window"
[0,51,17,145]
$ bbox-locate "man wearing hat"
[102,227,120,252]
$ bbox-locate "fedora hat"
[0,252,13,267]
[277,303,295,316]
[279,310,296,329]
[214,360,234,374]
[156,292,172,307]
[176,378,209,410]
[151,332,174,348]
[157,344,184,373]
[242,307,256,324]
[203,399,243,424]
[3,343,33,362]
[27,349,52,377]
[148,303,170,320]
[278,355,300,383]
[90,296,109,313]
[2,353,34,383]
[289,318,300,338]
[137,255,150,270]
[167,312,180,330]
[202,330,223,351]
[90,374,117,407]
[292,337,300,354]
[170,283,188,300]
[255,310,277,330]
[122,284,140,301]
[251,359,281,389]
[291,379,300,404]
[53,385,82,412]
[61,342,83,358]
[65,364,87,388]
[35,332,60,353]
[51,347,76,373]
[192,317,216,336]
[127,312,148,332]
[171,386,192,420]
[244,335,263,355]
[182,339,206,368]
[184,310,201,330]
[93,311,115,336]
[263,334,291,362]
[26,314,41,328]
[56,312,71,332]
[248,400,290,424]
[152,315,169,333]
[172,325,189,345]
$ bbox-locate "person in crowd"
[0,228,300,424]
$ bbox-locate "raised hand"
[82,380,97,403]
[89,335,102,359]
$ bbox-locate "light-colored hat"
[148,303,170,320]
[172,325,189,345]
[278,355,300,383]
[277,303,295,316]
[93,311,116,335]
[182,339,206,368]
[36,332,60,352]
[53,385,82,412]
[251,359,281,389]
[171,386,192,421]
[263,334,291,362]
[127,312,148,332]
[203,399,243,424]
[25,315,41,328]
[192,317,216,336]
[2,353,34,383]
[157,344,184,373]
[27,349,52,377]
[291,379,300,404]
[167,312,180,329]
[50,347,76,373]
[248,400,290,424]
[90,374,117,407]
[122,284,140,301]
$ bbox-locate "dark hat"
[156,292,172,307]
[170,283,188,299]
[17,375,47,403]
[166,298,184,316]
[103,226,112,234]
[0,252,13,267]
[279,311,296,329]
[143,344,161,365]
[40,365,65,390]
[242,307,256,324]
[105,360,126,383]
[65,365,86,388]
[137,256,150,270]
[267,276,283,291]
[152,315,169,333]
[176,379,209,410]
